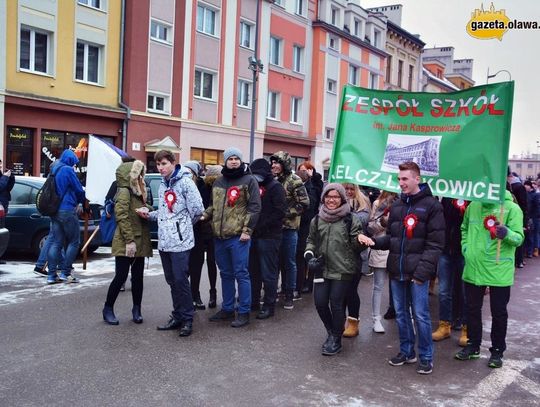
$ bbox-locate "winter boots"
[458,325,468,347]
[432,320,451,341]
[343,317,359,337]
[103,305,119,325]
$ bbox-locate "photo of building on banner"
[329,82,514,204]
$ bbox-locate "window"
[240,21,253,49]
[329,35,339,50]
[150,20,171,43]
[78,0,101,9]
[374,30,381,48]
[325,128,334,141]
[20,27,50,74]
[292,45,303,73]
[194,69,215,99]
[327,79,337,93]
[197,4,217,36]
[331,8,338,26]
[147,94,168,113]
[273,0,283,6]
[528,164,533,169]
[191,148,225,168]
[237,80,251,108]
[408,64,414,91]
[267,91,279,119]
[354,20,362,37]
[397,60,404,88]
[76,41,101,84]
[516,163,522,168]
[369,72,378,89]
[295,0,305,16]
[348,65,358,85]
[269,36,282,66]
[290,97,302,124]
[386,55,392,83]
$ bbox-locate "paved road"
[0,249,539,406]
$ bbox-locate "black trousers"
[314,279,351,336]
[189,234,217,299]
[344,260,362,318]
[105,256,145,307]
[465,282,511,353]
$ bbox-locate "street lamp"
[486,68,512,83]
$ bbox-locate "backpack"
[36,170,64,216]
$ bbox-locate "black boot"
[102,305,119,325]
[231,312,250,328]
[321,329,332,351]
[322,334,342,356]
[157,316,183,330]
[256,306,274,320]
[179,321,193,337]
[132,305,143,324]
[208,289,217,309]
[193,294,206,310]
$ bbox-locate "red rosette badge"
[403,214,419,239]
[484,215,498,239]
[164,190,177,212]
[227,186,241,207]
[259,186,266,198]
[452,199,469,216]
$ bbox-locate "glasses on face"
[325,194,341,201]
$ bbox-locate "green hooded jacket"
[111,161,153,258]
[461,190,523,287]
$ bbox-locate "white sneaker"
[373,316,385,333]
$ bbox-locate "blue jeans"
[437,253,465,322]
[215,237,251,314]
[160,250,193,322]
[249,238,280,307]
[280,229,298,295]
[391,279,433,362]
[36,226,66,271]
[48,210,80,277]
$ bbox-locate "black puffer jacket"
[441,197,466,256]
[373,184,445,282]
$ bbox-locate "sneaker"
[33,266,47,277]
[283,298,294,310]
[388,352,417,366]
[416,360,433,375]
[455,345,480,361]
[59,273,79,283]
[47,275,60,285]
[488,350,503,368]
[293,291,302,301]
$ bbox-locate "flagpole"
[496,204,504,263]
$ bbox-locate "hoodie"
[52,149,86,210]
[148,164,204,252]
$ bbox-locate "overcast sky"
[360,0,539,157]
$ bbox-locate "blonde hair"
[343,183,371,213]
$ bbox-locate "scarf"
[222,163,247,179]
[318,202,351,223]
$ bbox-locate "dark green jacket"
[111,161,153,258]
[305,214,364,281]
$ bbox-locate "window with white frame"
[331,7,339,26]
[150,20,172,43]
[75,41,101,84]
[369,72,378,89]
[374,29,381,48]
[290,97,302,124]
[147,93,169,113]
[348,65,358,85]
[292,45,303,73]
[239,21,253,49]
[196,4,217,36]
[269,36,282,66]
[327,79,337,94]
[194,69,215,100]
[325,127,334,140]
[78,0,102,10]
[328,35,339,50]
[354,19,362,37]
[19,27,51,74]
[237,80,251,108]
[273,0,284,6]
[295,0,305,16]
[267,91,280,119]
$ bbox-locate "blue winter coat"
[52,149,86,210]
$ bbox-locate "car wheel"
[32,231,49,258]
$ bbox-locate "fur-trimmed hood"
[116,160,147,202]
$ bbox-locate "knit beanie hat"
[250,158,272,182]
[183,160,201,177]
[322,183,347,203]
[205,164,223,178]
[223,147,243,163]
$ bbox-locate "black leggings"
[344,256,363,318]
[105,256,144,307]
[189,235,217,298]
[314,279,351,336]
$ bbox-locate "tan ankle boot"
[343,317,359,337]
[432,320,451,341]
[458,325,468,347]
[534,248,539,257]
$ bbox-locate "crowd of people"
[26,146,527,376]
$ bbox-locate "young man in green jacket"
[455,190,524,368]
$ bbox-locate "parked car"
[0,203,9,258]
[5,176,101,257]
[145,173,161,241]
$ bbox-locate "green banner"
[329,82,514,203]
